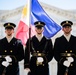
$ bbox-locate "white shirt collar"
[6,36,13,43]
[36,34,43,42]
[64,34,71,42]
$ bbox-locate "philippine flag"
[16,0,61,45]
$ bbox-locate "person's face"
[5,29,14,36]
[35,27,44,34]
[62,26,72,34]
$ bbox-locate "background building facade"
[0,2,76,75]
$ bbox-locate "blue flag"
[31,0,61,38]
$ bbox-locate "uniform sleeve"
[24,39,30,68]
[0,40,6,65]
[46,39,53,62]
[54,38,66,64]
[16,39,24,62]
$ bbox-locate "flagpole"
[27,0,31,62]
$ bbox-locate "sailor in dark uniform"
[54,20,76,75]
[0,22,24,75]
[24,21,53,75]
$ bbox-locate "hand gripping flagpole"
[64,67,68,75]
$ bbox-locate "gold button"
[10,63,12,65]
[38,53,41,56]
[67,53,71,56]
[10,50,13,52]
[65,51,68,53]
[66,57,68,59]
[34,51,36,52]
[5,50,7,52]
[71,64,73,66]
[70,50,72,52]
[43,64,44,66]
[37,51,39,53]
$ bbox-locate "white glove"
[24,68,31,75]
[37,57,44,62]
[5,56,12,62]
[2,61,10,67]
[24,68,30,72]
[63,60,71,67]
[67,57,74,62]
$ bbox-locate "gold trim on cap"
[36,24,44,26]
[5,24,14,28]
[8,23,10,26]
[62,23,71,26]
[66,21,68,23]
[38,22,40,25]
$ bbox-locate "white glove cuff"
[2,61,9,67]
[63,60,71,67]
[5,56,12,62]
[67,57,74,62]
[37,57,44,62]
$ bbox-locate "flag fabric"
[16,2,35,45]
[16,0,61,45]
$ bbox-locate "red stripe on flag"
[16,21,29,45]
[16,21,36,45]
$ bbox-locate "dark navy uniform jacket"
[54,35,76,75]
[0,37,24,75]
[24,36,53,75]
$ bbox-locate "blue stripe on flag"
[31,0,61,38]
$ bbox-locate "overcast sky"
[0,0,76,10]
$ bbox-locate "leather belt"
[32,53,45,57]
